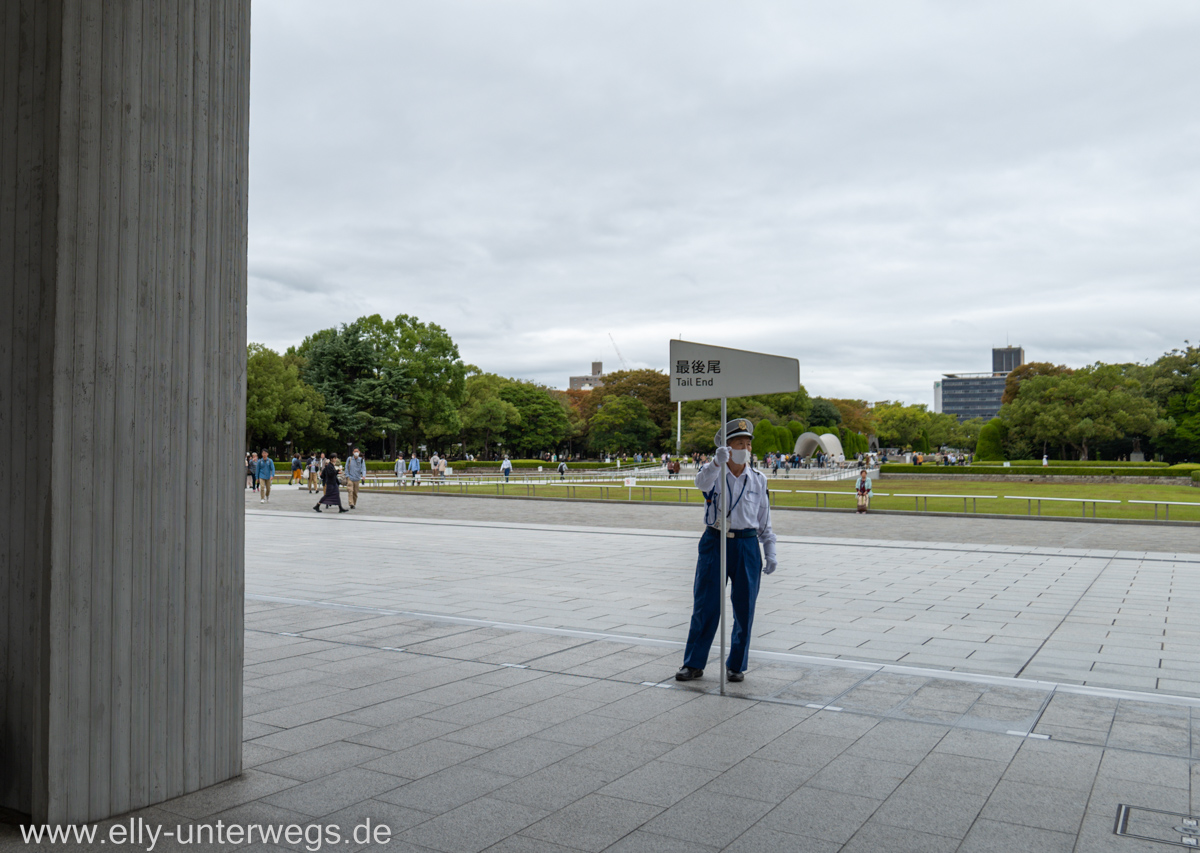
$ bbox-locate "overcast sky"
[247,1,1200,407]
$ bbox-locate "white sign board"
[668,340,801,402]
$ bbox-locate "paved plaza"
[6,489,1200,852]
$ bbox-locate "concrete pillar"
[1,0,248,823]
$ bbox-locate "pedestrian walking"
[315,454,349,512]
[290,452,302,485]
[394,453,405,486]
[500,456,512,482]
[856,470,873,513]
[256,449,275,503]
[307,453,324,492]
[408,453,421,485]
[245,453,256,490]
[345,446,366,509]
[676,419,777,684]
[437,455,447,479]
[557,460,567,480]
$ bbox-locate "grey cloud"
[247,0,1200,406]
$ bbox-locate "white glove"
[713,446,731,467]
[763,558,777,575]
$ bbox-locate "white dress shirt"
[695,461,778,564]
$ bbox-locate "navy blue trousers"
[683,528,762,672]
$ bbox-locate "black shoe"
[726,669,744,682]
[313,506,321,512]
[339,508,349,513]
[675,666,704,681]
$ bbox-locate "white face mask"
[353,452,360,457]
[730,448,751,465]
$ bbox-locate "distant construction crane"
[608,333,630,371]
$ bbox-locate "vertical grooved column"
[1,0,248,824]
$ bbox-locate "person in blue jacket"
[676,419,778,684]
[255,449,275,504]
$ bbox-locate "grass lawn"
[357,475,1200,522]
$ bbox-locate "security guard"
[676,418,778,683]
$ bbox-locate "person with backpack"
[557,460,568,480]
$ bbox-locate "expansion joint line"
[1014,555,1117,680]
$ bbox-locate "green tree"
[459,373,522,458]
[585,370,671,443]
[1140,345,1200,461]
[498,380,571,457]
[752,421,786,456]
[828,399,876,435]
[559,389,592,456]
[924,411,962,449]
[364,314,466,453]
[679,411,722,455]
[874,401,931,449]
[245,344,332,450]
[589,395,661,454]
[946,417,986,451]
[295,320,386,446]
[1160,388,1200,460]
[975,419,1005,461]
[809,398,842,428]
[297,314,464,456]
[1002,362,1074,405]
[1002,364,1170,460]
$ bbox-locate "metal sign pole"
[719,397,728,696]
[676,401,682,456]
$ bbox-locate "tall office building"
[936,347,1026,422]
[993,346,1025,375]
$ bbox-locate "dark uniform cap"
[714,418,754,447]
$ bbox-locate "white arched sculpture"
[794,431,844,458]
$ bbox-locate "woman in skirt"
[315,454,349,513]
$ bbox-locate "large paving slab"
[7,597,1200,852]
[242,501,1200,697]
[5,493,1200,852]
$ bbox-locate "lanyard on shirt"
[706,470,749,526]
[725,472,749,517]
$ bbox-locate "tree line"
[974,345,1199,462]
[246,316,1198,463]
[245,314,880,459]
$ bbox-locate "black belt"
[706,527,757,539]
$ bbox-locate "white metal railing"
[1003,495,1121,518]
[1124,500,1200,522]
[893,493,999,513]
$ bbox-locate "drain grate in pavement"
[1116,805,1200,847]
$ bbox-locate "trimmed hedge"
[972,459,1167,468]
[880,464,1193,478]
